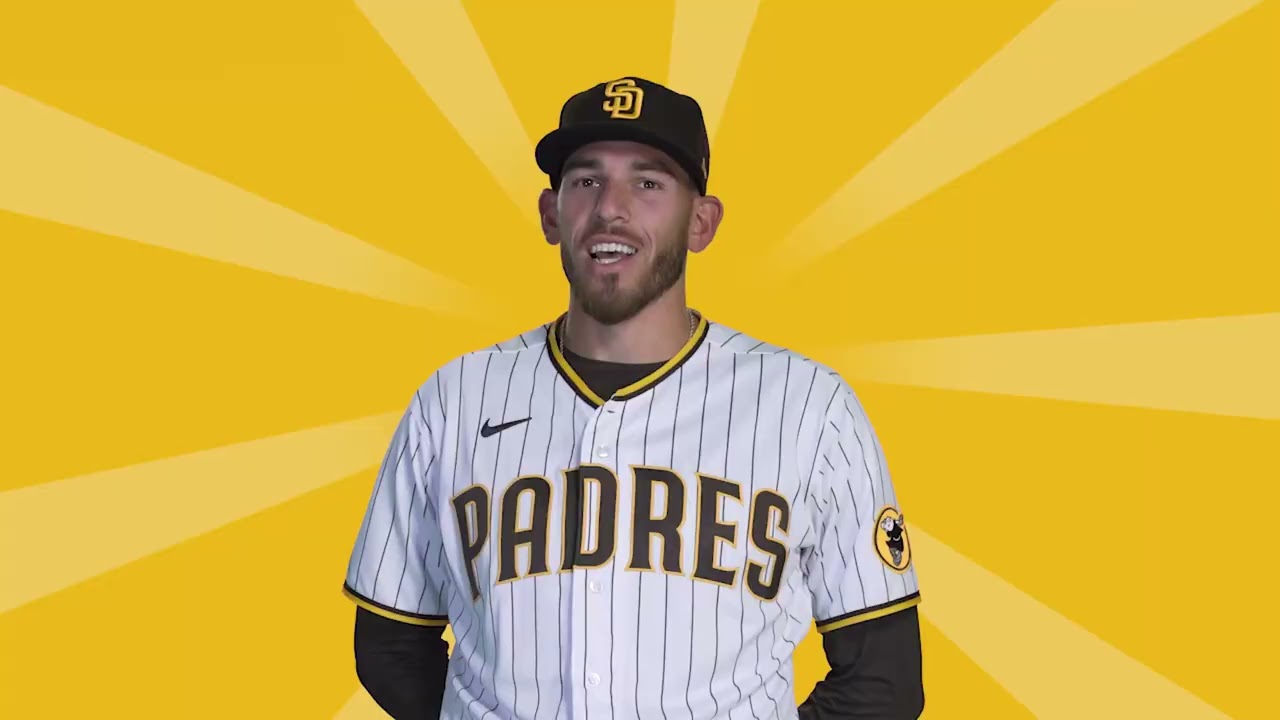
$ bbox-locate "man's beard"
[560,230,687,326]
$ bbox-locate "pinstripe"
[479,352,522,720]
[392,475,420,606]
[635,392,653,719]
[838,400,888,596]
[612,398,628,720]
[653,372,677,720]
[696,349,717,720]
[371,438,409,594]
[747,355,775,713]
[763,355,793,692]
[547,378,566,720]
[793,369,818,502]
[521,350,546,720]
[723,353,746,719]
[583,401,608,720]
[801,382,837,507]
[411,456,440,611]
[462,353,495,716]
[451,356,485,710]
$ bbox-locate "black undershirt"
[353,350,924,719]
[559,346,666,398]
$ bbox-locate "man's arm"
[341,382,455,718]
[353,607,450,720]
[798,607,925,720]
[797,378,925,719]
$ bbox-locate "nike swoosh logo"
[480,417,531,438]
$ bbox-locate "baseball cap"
[535,76,711,195]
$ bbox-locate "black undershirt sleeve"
[353,607,451,720]
[798,606,926,720]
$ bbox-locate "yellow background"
[1,1,1276,718]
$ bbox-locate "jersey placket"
[567,395,625,720]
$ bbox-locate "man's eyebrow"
[632,158,682,178]
[561,157,601,174]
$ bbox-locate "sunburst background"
[1,1,1277,718]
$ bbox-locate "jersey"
[341,312,922,720]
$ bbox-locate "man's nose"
[594,180,632,222]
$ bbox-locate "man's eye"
[640,179,659,190]
[575,177,597,188]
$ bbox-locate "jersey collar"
[546,311,710,408]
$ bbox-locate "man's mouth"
[588,240,638,265]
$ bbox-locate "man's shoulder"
[483,322,555,355]
[705,320,853,396]
[411,321,553,396]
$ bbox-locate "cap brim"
[535,122,706,195]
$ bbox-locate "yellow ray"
[0,413,398,615]
[333,688,391,720]
[668,0,760,141]
[762,0,1265,277]
[354,0,544,226]
[830,313,1279,420]
[912,525,1230,719]
[0,88,486,316]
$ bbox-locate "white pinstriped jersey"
[342,313,921,720]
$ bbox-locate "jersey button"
[596,445,611,459]
[588,580,602,593]
[587,672,601,687]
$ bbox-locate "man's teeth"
[591,242,637,255]
[590,242,636,264]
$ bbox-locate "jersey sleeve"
[801,381,921,634]
[342,387,451,627]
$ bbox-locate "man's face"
[550,141,696,325]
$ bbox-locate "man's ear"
[538,188,561,245]
[687,194,725,254]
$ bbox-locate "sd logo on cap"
[601,78,644,120]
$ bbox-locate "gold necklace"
[560,309,698,355]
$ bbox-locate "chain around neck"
[559,309,698,356]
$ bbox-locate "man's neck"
[563,295,695,364]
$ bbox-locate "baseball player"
[342,77,924,720]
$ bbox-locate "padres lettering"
[602,78,643,119]
[451,465,791,602]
